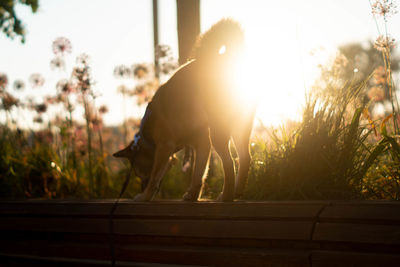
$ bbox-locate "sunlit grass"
[244,80,375,200]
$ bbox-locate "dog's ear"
[113,143,134,159]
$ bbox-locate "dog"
[114,19,256,201]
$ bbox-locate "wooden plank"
[114,201,325,220]
[0,217,313,240]
[0,254,112,267]
[0,233,313,266]
[0,217,109,234]
[117,244,310,266]
[0,201,115,217]
[319,202,400,223]
[115,219,314,240]
[0,232,311,266]
[311,250,400,267]
[0,230,318,251]
[0,200,325,220]
[0,239,111,261]
[313,222,400,244]
[0,245,310,267]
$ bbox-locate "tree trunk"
[176,0,200,65]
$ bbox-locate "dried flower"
[374,35,395,51]
[72,67,92,92]
[132,63,152,79]
[56,79,75,94]
[160,61,178,75]
[371,0,398,18]
[50,57,65,70]
[1,92,19,110]
[29,73,45,88]
[113,65,131,79]
[134,81,157,105]
[52,37,72,55]
[155,45,178,75]
[134,84,145,95]
[76,53,90,66]
[13,80,25,91]
[35,103,47,113]
[0,73,8,91]
[99,105,108,114]
[373,66,387,85]
[45,95,57,105]
[155,44,173,59]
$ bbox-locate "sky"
[1,0,399,127]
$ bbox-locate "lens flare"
[219,45,226,55]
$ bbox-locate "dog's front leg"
[134,143,174,201]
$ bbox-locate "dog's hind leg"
[211,130,235,202]
[134,143,175,201]
[232,122,253,199]
[183,134,211,202]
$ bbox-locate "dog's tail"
[190,18,244,62]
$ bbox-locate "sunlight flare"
[230,21,336,126]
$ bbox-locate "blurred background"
[1,0,399,201]
[2,0,399,127]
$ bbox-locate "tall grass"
[245,80,377,200]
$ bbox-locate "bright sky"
[1,0,399,127]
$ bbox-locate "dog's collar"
[131,134,140,150]
[130,132,154,151]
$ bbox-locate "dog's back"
[151,18,250,139]
[150,61,209,146]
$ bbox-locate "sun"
[230,23,335,127]
[232,45,306,127]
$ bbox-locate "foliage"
[0,0,39,43]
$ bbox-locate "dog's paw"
[234,192,244,200]
[216,192,234,202]
[133,193,146,202]
[183,191,198,202]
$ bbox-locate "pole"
[153,0,160,79]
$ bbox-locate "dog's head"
[113,134,155,191]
